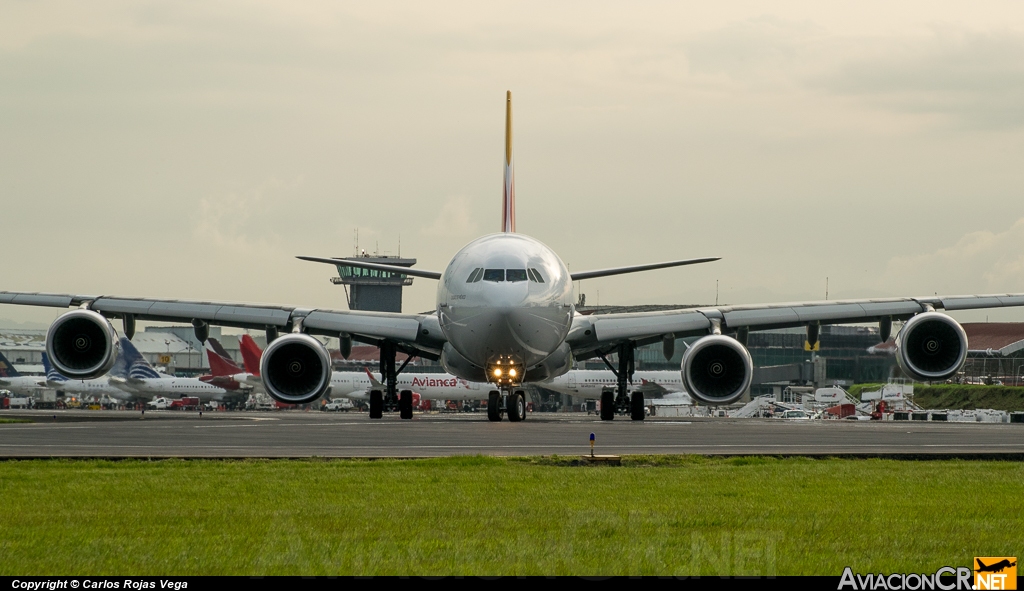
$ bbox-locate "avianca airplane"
[0,351,47,395]
[3,91,1023,423]
[107,337,235,403]
[218,334,487,404]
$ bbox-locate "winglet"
[502,90,515,233]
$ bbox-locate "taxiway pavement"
[1,410,1022,458]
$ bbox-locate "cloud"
[813,30,1024,129]
[420,195,478,238]
[879,217,1024,294]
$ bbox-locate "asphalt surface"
[2,409,1023,458]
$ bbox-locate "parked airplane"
[3,91,1024,424]
[107,337,236,403]
[42,352,135,402]
[543,369,691,411]
[0,351,47,395]
[218,334,486,407]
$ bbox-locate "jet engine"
[260,333,333,404]
[681,335,753,405]
[45,309,119,380]
[895,312,968,382]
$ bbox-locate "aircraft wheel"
[487,391,501,422]
[630,392,645,421]
[369,390,383,419]
[507,391,525,422]
[399,390,413,420]
[600,390,615,421]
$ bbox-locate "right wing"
[566,293,1024,359]
[0,291,447,359]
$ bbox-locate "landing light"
[493,368,503,377]
[509,369,517,378]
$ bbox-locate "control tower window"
[466,268,484,283]
[483,269,505,282]
[527,268,545,283]
[506,269,528,282]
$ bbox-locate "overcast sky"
[2,1,1023,328]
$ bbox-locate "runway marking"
[2,443,1023,449]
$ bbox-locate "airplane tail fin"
[206,342,242,377]
[239,334,263,376]
[207,339,242,373]
[119,337,162,379]
[363,366,384,388]
[501,90,515,233]
[41,353,67,383]
[0,351,21,378]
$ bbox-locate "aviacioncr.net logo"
[838,567,973,590]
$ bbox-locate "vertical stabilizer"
[119,337,161,379]
[502,90,516,233]
[206,341,242,376]
[41,353,67,383]
[0,351,22,378]
[239,334,263,376]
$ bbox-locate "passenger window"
[528,268,545,283]
[483,269,505,282]
[466,268,484,283]
[506,269,527,282]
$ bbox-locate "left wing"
[0,291,446,358]
[567,293,1024,358]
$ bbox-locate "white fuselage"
[543,370,688,400]
[47,377,134,401]
[111,377,233,402]
[436,233,575,383]
[0,376,49,396]
[334,372,488,402]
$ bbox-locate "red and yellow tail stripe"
[502,90,515,233]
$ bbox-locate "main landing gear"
[487,388,527,422]
[599,342,645,422]
[369,340,415,420]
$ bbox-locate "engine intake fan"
[681,334,753,405]
[45,309,119,379]
[895,312,967,382]
[260,333,333,404]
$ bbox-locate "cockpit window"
[505,269,527,282]
[466,268,483,283]
[483,269,505,282]
[528,268,545,283]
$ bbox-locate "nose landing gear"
[487,388,527,422]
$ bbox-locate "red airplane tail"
[205,341,242,377]
[239,334,263,376]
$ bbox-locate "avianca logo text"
[838,567,973,590]
[411,377,458,388]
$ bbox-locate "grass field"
[0,456,1021,576]
[846,383,1024,411]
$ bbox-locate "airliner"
[42,352,135,402]
[0,351,47,396]
[543,369,690,410]
[107,337,235,403]
[3,91,1023,424]
[214,334,487,405]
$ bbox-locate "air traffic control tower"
[331,255,417,313]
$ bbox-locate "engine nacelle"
[260,333,333,404]
[45,309,119,379]
[681,335,753,405]
[895,312,968,382]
